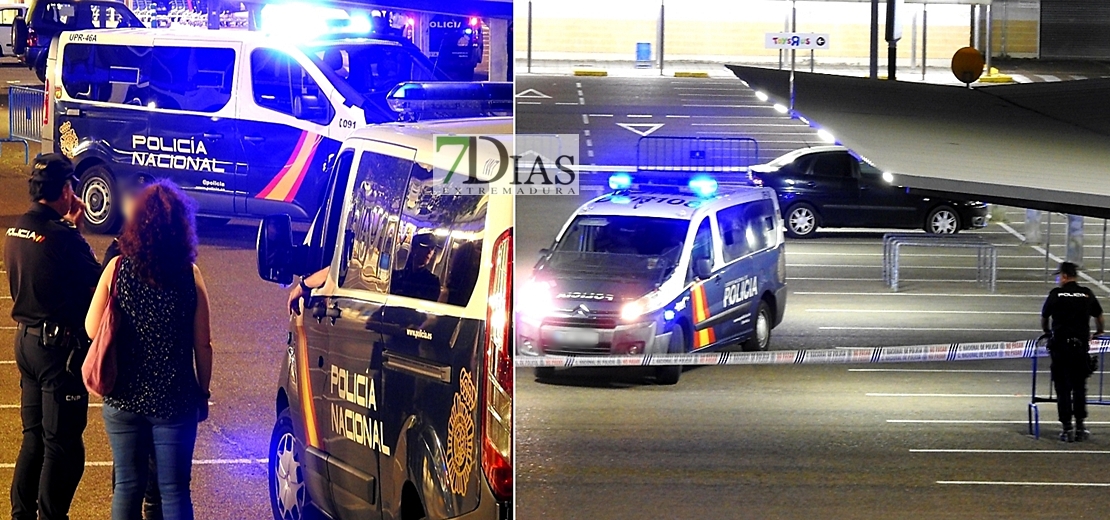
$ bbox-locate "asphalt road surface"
[515,73,1110,518]
[0,160,284,518]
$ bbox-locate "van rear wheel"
[741,301,772,352]
[80,165,121,234]
[269,408,317,520]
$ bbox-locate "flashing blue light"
[609,173,633,191]
[611,195,631,204]
[465,28,473,35]
[688,176,718,197]
[664,309,676,321]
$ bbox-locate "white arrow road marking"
[616,123,665,137]
[515,88,552,99]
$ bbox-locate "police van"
[255,111,512,519]
[43,27,506,233]
[518,169,788,384]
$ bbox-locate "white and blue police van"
[42,26,508,233]
[518,167,789,384]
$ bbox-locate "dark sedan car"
[750,146,989,238]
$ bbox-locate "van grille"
[543,343,613,356]
[544,316,618,329]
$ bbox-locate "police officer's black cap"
[30,154,77,185]
[1054,262,1079,277]
[413,232,440,249]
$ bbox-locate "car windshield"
[547,215,687,280]
[305,40,441,122]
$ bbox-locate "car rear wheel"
[11,17,26,56]
[269,408,316,520]
[80,165,123,235]
[741,301,772,352]
[655,325,686,385]
[925,206,960,235]
[785,203,819,238]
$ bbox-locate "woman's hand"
[288,283,305,316]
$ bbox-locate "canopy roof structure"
[331,0,513,18]
[726,64,1110,218]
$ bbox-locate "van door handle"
[64,108,82,117]
[243,135,265,143]
[203,133,223,140]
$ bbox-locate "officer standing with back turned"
[1041,261,1105,443]
[5,154,102,520]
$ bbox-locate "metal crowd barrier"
[1027,339,1110,439]
[3,85,44,163]
[882,233,997,292]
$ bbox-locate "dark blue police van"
[42,28,491,233]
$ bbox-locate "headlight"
[620,291,664,323]
[519,280,555,320]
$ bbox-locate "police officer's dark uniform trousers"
[1042,276,1103,438]
[5,188,101,516]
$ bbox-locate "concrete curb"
[673,71,710,78]
[572,69,608,77]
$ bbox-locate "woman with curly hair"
[85,180,213,520]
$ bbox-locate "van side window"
[718,200,777,262]
[689,218,713,283]
[392,165,487,306]
[61,43,150,105]
[0,9,21,25]
[251,48,330,123]
[306,150,354,272]
[149,46,235,113]
[338,151,411,293]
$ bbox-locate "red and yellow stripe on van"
[294,317,321,449]
[256,131,323,203]
[690,283,716,349]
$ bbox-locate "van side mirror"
[257,214,303,285]
[693,257,713,279]
[294,95,328,123]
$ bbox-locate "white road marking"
[851,369,1030,373]
[0,458,267,470]
[554,102,579,105]
[665,115,691,118]
[583,130,590,137]
[626,114,653,118]
[914,449,1110,454]
[1039,75,1061,82]
[937,480,1110,487]
[587,150,594,157]
[516,101,542,105]
[578,97,585,104]
[691,123,812,127]
[888,419,1110,424]
[677,93,754,97]
[794,292,1042,298]
[586,113,613,117]
[867,393,1027,398]
[576,89,583,96]
[1,327,16,330]
[805,309,1038,315]
[586,139,593,147]
[820,327,1040,332]
[787,251,1039,259]
[575,82,581,88]
[998,221,1110,295]
[616,123,665,137]
[582,114,589,124]
[515,88,551,99]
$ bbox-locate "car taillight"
[480,227,512,502]
[749,174,763,187]
[27,28,36,48]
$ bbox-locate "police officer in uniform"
[5,154,102,520]
[1041,261,1105,443]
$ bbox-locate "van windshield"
[547,215,688,280]
[39,1,143,29]
[304,39,442,123]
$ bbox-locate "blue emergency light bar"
[607,173,719,198]
[387,82,513,121]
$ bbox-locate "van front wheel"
[80,165,122,234]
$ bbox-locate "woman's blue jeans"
[102,404,197,520]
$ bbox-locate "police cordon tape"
[515,339,1110,368]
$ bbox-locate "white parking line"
[626,114,653,118]
[866,393,1028,398]
[554,102,579,105]
[788,264,1046,271]
[937,480,1110,487]
[586,113,613,117]
[806,309,1038,315]
[787,252,1038,259]
[821,327,1040,332]
[682,104,767,108]
[0,458,267,470]
[795,292,1043,298]
[913,449,1110,454]
[664,115,691,118]
[851,369,1031,373]
[998,221,1110,295]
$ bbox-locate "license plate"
[548,329,600,346]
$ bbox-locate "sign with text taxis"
[765,32,830,50]
[434,133,581,196]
